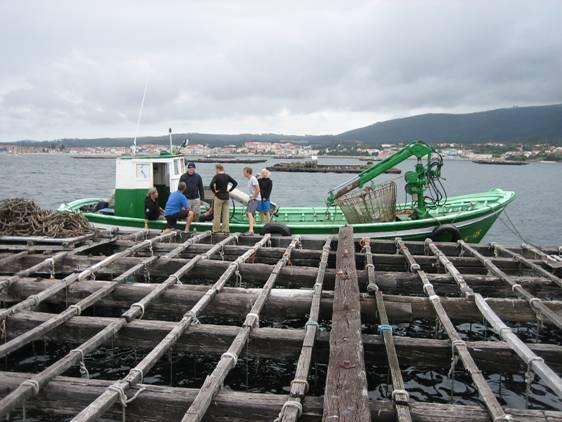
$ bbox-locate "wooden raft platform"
[0,228,561,421]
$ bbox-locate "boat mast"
[132,79,149,155]
[169,128,173,153]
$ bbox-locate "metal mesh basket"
[336,181,397,224]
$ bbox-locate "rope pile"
[0,198,94,238]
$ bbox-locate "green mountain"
[13,103,562,147]
[338,104,562,144]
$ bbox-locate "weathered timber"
[2,372,561,422]
[427,240,562,398]
[280,238,332,422]
[396,239,509,421]
[0,233,234,418]
[323,226,370,421]
[364,239,411,421]
[182,236,300,422]
[0,232,211,358]
[0,251,28,267]
[71,235,272,422]
[4,277,562,324]
[461,241,562,330]
[5,253,559,296]
[522,243,562,269]
[0,231,176,322]
[492,242,562,287]
[7,311,562,373]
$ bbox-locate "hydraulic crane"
[326,141,443,219]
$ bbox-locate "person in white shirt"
[243,167,261,235]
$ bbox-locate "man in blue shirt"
[164,182,193,233]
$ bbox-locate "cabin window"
[173,159,180,175]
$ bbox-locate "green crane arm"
[326,141,433,206]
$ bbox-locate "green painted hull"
[59,189,515,242]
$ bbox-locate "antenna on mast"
[169,128,173,153]
[132,78,149,155]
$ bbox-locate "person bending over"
[243,167,260,235]
[209,164,238,233]
[180,161,204,232]
[163,182,193,233]
[144,187,164,230]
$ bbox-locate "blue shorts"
[256,200,271,212]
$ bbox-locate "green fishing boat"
[58,142,515,242]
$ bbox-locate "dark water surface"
[1,153,561,419]
[1,154,561,244]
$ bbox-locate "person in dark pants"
[209,164,238,233]
[180,162,205,232]
[163,182,193,233]
[144,187,164,230]
[257,168,273,223]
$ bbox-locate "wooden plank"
[396,239,510,421]
[460,241,562,330]
[4,277,562,324]
[0,234,236,419]
[181,237,301,422]
[323,226,370,421]
[1,371,560,422]
[428,239,562,398]
[0,232,211,359]
[280,237,332,422]
[8,311,562,373]
[71,234,272,422]
[363,239,411,422]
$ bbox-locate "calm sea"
[1,153,560,245]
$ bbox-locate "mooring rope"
[0,198,94,238]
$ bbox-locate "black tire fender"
[260,222,291,237]
[430,224,462,242]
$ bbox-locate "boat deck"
[0,229,560,420]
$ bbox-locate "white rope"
[185,311,200,325]
[410,263,421,272]
[274,400,303,421]
[364,263,375,271]
[529,297,541,309]
[222,351,238,366]
[131,302,145,319]
[428,294,439,302]
[498,327,512,337]
[391,388,409,403]
[510,283,521,292]
[70,348,90,379]
[171,274,182,285]
[28,294,40,306]
[290,378,310,394]
[422,283,434,295]
[129,368,144,383]
[68,304,82,315]
[493,415,513,421]
[22,379,40,395]
[245,312,260,328]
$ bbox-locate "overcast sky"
[1,1,561,142]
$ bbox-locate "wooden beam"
[4,278,562,324]
[1,371,560,422]
[323,226,370,421]
[6,311,562,372]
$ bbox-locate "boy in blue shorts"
[257,168,273,223]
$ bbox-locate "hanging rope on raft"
[0,198,94,238]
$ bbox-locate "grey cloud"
[0,0,561,141]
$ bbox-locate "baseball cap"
[187,162,196,169]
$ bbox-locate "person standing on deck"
[257,168,273,223]
[243,167,260,235]
[180,162,204,232]
[163,182,193,234]
[209,164,238,233]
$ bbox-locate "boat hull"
[59,189,515,243]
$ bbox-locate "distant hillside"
[13,103,562,147]
[338,104,562,144]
